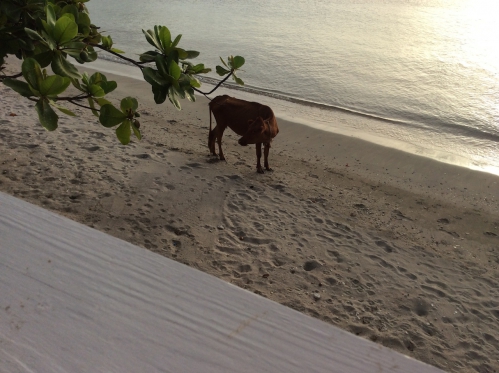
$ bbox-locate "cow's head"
[238,117,276,146]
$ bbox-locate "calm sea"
[86,0,499,174]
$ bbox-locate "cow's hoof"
[257,168,265,174]
[265,167,273,172]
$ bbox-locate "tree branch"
[25,95,97,111]
[55,93,91,101]
[68,99,99,111]
[193,70,234,99]
[0,72,23,80]
[84,42,240,100]
[90,43,144,69]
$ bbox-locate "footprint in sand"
[303,260,321,271]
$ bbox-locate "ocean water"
[86,0,499,173]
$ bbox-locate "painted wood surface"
[0,192,443,372]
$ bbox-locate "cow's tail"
[208,103,214,150]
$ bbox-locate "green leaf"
[116,119,131,145]
[99,104,127,128]
[40,27,57,50]
[95,98,112,106]
[89,84,105,97]
[232,56,245,69]
[155,55,169,78]
[167,49,179,66]
[56,107,76,116]
[233,75,244,86]
[46,3,56,29]
[191,64,204,73]
[50,101,76,116]
[3,79,35,97]
[88,72,102,85]
[39,75,71,96]
[152,84,168,104]
[61,4,79,22]
[71,78,83,91]
[24,28,45,42]
[101,35,111,48]
[51,52,81,79]
[189,77,201,88]
[94,97,111,106]
[35,99,58,131]
[132,121,142,140]
[183,50,200,60]
[60,13,76,22]
[176,48,188,60]
[110,48,125,54]
[77,12,91,35]
[171,34,181,48]
[216,65,230,76]
[191,64,210,74]
[81,72,90,86]
[22,58,43,90]
[185,87,195,102]
[142,67,169,87]
[120,97,138,112]
[100,81,117,94]
[0,0,23,21]
[142,29,162,51]
[169,60,181,80]
[32,50,54,68]
[219,57,229,68]
[78,10,91,22]
[139,51,160,62]
[172,83,185,99]
[76,50,90,62]
[64,40,86,51]
[87,97,99,117]
[158,25,171,51]
[168,86,181,110]
[53,16,78,45]
[86,47,98,61]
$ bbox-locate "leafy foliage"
[0,0,245,144]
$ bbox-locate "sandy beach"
[1,58,498,372]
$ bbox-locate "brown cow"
[208,95,279,173]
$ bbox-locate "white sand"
[1,58,499,372]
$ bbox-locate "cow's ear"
[266,120,278,138]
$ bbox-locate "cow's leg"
[264,142,272,171]
[256,143,264,173]
[209,127,217,156]
[216,127,226,161]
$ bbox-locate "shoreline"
[79,57,499,215]
[2,57,499,372]
[88,56,499,176]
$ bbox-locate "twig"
[26,96,97,111]
[86,42,240,100]
[193,70,234,99]
[68,99,99,111]
[90,43,144,69]
[56,94,91,101]
[0,72,23,79]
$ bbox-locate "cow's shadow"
[206,155,223,164]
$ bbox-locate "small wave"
[96,52,140,66]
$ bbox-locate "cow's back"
[210,95,275,137]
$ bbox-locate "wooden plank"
[0,192,444,373]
